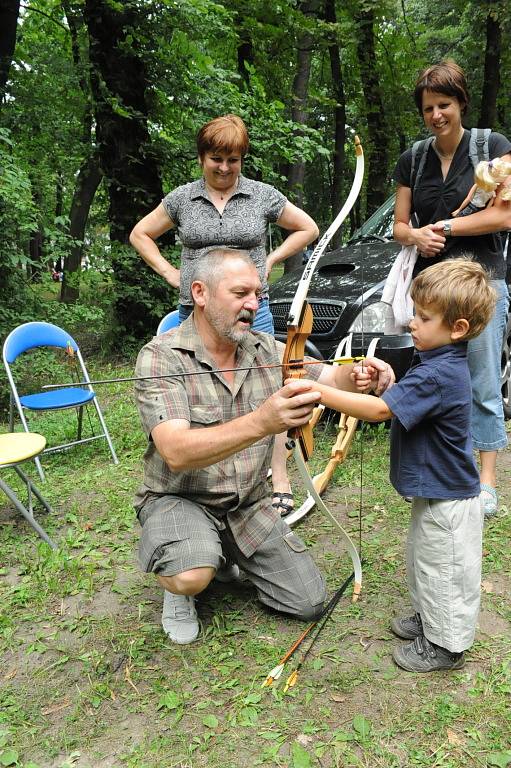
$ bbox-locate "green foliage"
[109,243,178,345]
[0,129,37,269]
[0,128,40,362]
[1,0,509,344]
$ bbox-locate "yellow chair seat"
[0,433,47,466]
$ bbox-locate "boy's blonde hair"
[410,259,496,340]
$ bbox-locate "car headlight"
[348,301,389,333]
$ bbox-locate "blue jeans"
[252,297,275,334]
[178,297,275,335]
[467,279,509,451]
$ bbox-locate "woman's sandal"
[272,491,295,517]
[480,483,498,519]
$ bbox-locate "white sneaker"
[161,591,199,645]
[480,483,498,519]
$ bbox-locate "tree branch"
[20,3,68,31]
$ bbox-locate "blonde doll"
[453,157,511,217]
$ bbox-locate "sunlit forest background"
[1,0,509,348]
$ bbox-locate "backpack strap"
[409,136,434,226]
[469,127,491,168]
[410,136,435,197]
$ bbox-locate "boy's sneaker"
[393,635,465,673]
[161,591,199,645]
[390,612,423,639]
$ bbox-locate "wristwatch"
[443,220,453,237]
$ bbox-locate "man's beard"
[206,305,256,343]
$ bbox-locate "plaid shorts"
[137,494,326,620]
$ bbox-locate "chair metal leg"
[9,394,14,432]
[13,466,52,513]
[92,397,119,465]
[34,454,45,482]
[0,475,56,549]
[77,405,83,440]
[14,404,46,482]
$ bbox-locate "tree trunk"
[60,1,102,302]
[61,151,103,303]
[0,0,20,104]
[354,6,389,216]
[236,13,254,87]
[235,18,261,180]
[285,0,317,274]
[63,0,94,145]
[29,228,44,273]
[84,0,169,338]
[478,1,501,128]
[325,0,346,247]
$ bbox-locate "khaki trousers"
[407,496,483,653]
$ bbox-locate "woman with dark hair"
[130,114,318,517]
[393,60,511,518]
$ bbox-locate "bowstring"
[358,232,365,562]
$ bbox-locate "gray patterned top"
[162,175,287,306]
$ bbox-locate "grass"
[0,359,510,768]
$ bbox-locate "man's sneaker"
[161,591,199,645]
[393,635,465,673]
[390,612,423,640]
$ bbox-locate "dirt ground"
[1,430,510,768]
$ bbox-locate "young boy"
[292,259,496,672]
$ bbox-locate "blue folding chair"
[3,322,118,481]
[156,310,180,335]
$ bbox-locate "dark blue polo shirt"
[381,343,480,500]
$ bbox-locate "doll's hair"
[474,158,511,194]
[410,259,496,340]
[414,60,469,116]
[196,114,249,159]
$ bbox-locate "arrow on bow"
[282,135,365,603]
[41,356,364,391]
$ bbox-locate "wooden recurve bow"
[282,136,365,602]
